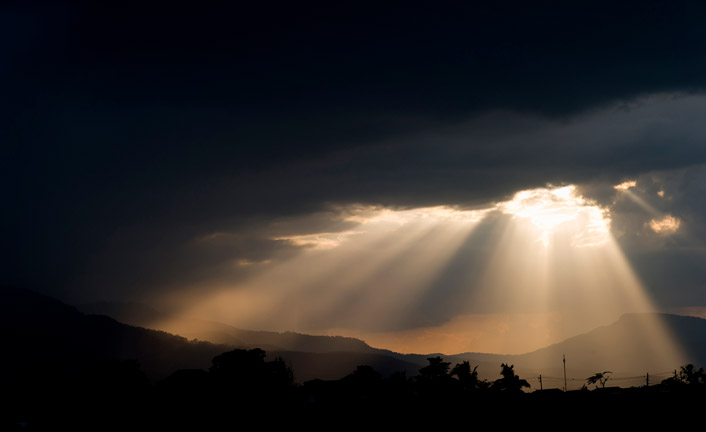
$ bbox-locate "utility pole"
[539,374,543,391]
[563,354,567,392]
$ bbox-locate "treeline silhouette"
[2,288,705,429]
[5,346,705,430]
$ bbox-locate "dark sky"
[3,1,706,324]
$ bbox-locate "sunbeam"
[155,186,687,369]
[167,206,489,332]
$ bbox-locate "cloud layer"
[3,2,706,338]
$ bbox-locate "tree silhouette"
[450,361,480,391]
[415,356,455,398]
[586,371,612,389]
[678,364,706,386]
[209,348,293,389]
[343,365,382,386]
[418,356,451,381]
[491,363,530,393]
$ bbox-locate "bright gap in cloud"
[274,206,491,250]
[498,185,611,248]
[276,186,611,251]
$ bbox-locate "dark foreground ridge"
[1,288,704,430]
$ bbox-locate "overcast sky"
[3,1,706,352]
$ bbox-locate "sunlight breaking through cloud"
[276,187,611,252]
[498,186,611,247]
[160,184,686,365]
[275,206,491,250]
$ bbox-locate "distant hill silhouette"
[0,288,229,381]
[8,288,705,387]
[80,300,379,354]
[79,300,426,381]
[3,288,705,429]
[77,301,509,377]
[454,313,706,386]
[78,299,706,385]
[0,289,422,383]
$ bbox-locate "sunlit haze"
[153,185,684,366]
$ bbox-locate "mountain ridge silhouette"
[3,288,704,386]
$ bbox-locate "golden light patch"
[274,231,361,250]
[499,185,611,247]
[279,187,611,252]
[341,205,491,226]
[648,215,681,234]
[275,206,491,250]
[323,312,570,355]
[613,180,637,190]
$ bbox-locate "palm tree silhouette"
[492,363,530,393]
[586,371,612,389]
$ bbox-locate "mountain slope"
[79,300,706,384]
[1,289,426,383]
[520,313,706,371]
[453,313,706,386]
[79,300,379,354]
[78,300,430,380]
[0,288,231,381]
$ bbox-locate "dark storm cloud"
[4,1,706,300]
[605,165,706,308]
